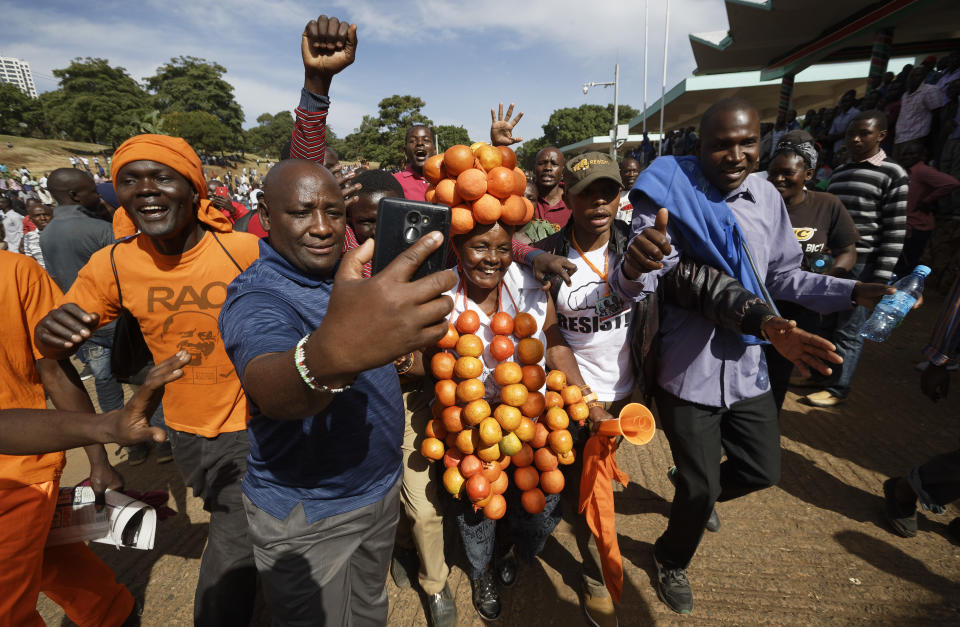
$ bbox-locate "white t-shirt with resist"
[555,244,633,402]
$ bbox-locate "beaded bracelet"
[582,392,599,404]
[295,335,352,393]
[587,401,605,409]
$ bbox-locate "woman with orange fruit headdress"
[420,212,614,622]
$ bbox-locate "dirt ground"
[38,292,959,626]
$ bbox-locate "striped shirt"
[826,151,908,282]
[923,274,960,365]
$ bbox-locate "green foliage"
[338,95,432,167]
[0,83,44,136]
[162,111,232,153]
[43,57,150,146]
[540,103,639,148]
[134,110,166,135]
[245,111,295,158]
[434,124,471,152]
[145,56,244,137]
[516,136,549,171]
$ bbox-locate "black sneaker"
[667,466,720,532]
[78,363,94,381]
[496,546,518,588]
[882,477,917,538]
[426,582,457,627]
[390,547,419,589]
[126,444,149,466]
[471,570,501,621]
[155,440,174,464]
[652,550,693,615]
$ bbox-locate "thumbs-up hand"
[623,208,672,280]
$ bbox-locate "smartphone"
[215,186,229,198]
[371,197,451,280]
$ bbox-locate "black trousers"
[908,447,960,514]
[654,388,781,570]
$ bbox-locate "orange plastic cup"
[597,403,656,445]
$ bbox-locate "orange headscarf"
[110,134,232,239]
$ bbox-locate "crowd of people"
[2,12,959,627]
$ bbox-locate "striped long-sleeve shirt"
[287,88,542,266]
[923,274,960,365]
[826,151,908,282]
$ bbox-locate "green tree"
[0,82,44,136]
[43,57,150,146]
[339,95,431,167]
[245,111,295,157]
[146,56,245,138]
[434,124,471,152]
[515,136,549,171]
[540,103,639,149]
[161,111,232,153]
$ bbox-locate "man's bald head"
[699,98,758,137]
[262,159,340,210]
[47,168,100,211]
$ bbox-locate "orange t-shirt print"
[0,251,66,488]
[63,230,261,437]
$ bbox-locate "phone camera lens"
[407,212,421,225]
[404,226,420,243]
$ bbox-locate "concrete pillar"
[867,27,894,93]
[777,73,795,118]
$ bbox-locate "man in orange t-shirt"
[35,135,261,626]
[0,250,135,627]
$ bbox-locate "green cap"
[563,151,623,195]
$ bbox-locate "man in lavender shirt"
[611,98,895,615]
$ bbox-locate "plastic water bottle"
[859,265,931,342]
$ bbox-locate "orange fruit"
[450,205,475,235]
[443,466,465,496]
[514,312,537,338]
[441,405,464,433]
[456,333,483,357]
[500,383,529,408]
[493,361,523,386]
[454,355,483,379]
[567,401,589,423]
[512,442,535,466]
[477,441,502,462]
[459,454,483,477]
[498,430,522,456]
[514,416,536,442]
[425,418,447,440]
[498,452,512,470]
[478,417,503,446]
[463,399,491,426]
[521,487,546,513]
[500,195,526,225]
[493,404,522,432]
[476,144,503,171]
[423,154,446,184]
[561,385,583,405]
[489,335,514,362]
[456,168,487,201]
[425,187,437,203]
[456,378,485,403]
[455,428,480,454]
[481,461,502,484]
[445,431,459,448]
[471,194,502,224]
[484,493,507,519]
[437,323,459,349]
[498,146,517,169]
[456,310,481,334]
[513,167,527,196]
[557,450,576,466]
[435,379,457,406]
[534,446,559,471]
[546,369,567,391]
[531,421,549,448]
[521,365,546,391]
[486,166,516,199]
[544,390,564,409]
[490,471,509,496]
[514,466,539,491]
[431,352,456,380]
[470,141,489,153]
[444,145,475,177]
[435,178,461,207]
[421,437,445,461]
[516,338,544,365]
[540,469,565,494]
[548,429,574,454]
[521,197,534,223]
[490,312,514,336]
[519,391,545,419]
[544,406,569,431]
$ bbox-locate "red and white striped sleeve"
[289,89,330,165]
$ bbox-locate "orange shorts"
[0,480,134,627]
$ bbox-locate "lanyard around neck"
[570,233,610,296]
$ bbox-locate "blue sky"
[2,0,731,148]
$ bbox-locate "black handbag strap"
[212,232,243,272]
[109,242,125,308]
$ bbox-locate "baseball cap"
[562,151,622,196]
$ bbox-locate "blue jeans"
[76,340,165,428]
[822,262,873,399]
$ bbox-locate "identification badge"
[594,293,624,318]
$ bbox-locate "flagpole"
[658,0,670,156]
[642,0,648,135]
